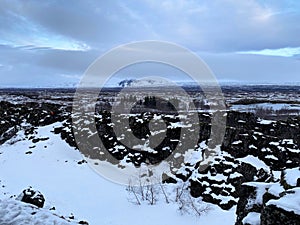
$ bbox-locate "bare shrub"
[175,182,211,217]
[126,173,160,205]
[126,174,210,217]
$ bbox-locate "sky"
[0,0,300,87]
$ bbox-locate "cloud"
[0,0,299,87]
[7,0,159,49]
[200,52,300,83]
[238,47,300,57]
[138,0,300,51]
[0,44,97,87]
[1,0,300,52]
[0,3,90,51]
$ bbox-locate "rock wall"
[235,168,300,225]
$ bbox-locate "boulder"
[17,187,45,208]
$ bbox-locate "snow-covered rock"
[17,187,45,208]
[262,188,300,225]
[235,169,300,225]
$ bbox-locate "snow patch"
[284,168,300,187]
[242,212,260,225]
[237,155,270,172]
[267,187,300,215]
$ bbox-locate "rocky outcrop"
[222,113,300,170]
[0,101,69,144]
[236,184,258,225]
[235,169,300,225]
[261,204,300,225]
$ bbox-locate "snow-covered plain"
[0,123,236,224]
[231,103,300,112]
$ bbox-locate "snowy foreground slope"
[0,123,235,225]
[0,199,78,225]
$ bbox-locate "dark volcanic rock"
[235,175,300,225]
[236,183,262,225]
[261,204,300,225]
[18,187,45,208]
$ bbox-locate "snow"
[231,103,300,113]
[265,155,278,160]
[184,148,203,165]
[258,119,275,125]
[267,187,300,215]
[210,193,236,204]
[267,183,284,197]
[282,139,294,145]
[232,140,242,145]
[133,141,157,153]
[237,155,270,172]
[272,171,282,180]
[211,173,227,182]
[229,172,243,179]
[153,114,162,120]
[242,212,260,225]
[167,122,192,129]
[284,168,300,187]
[0,199,76,225]
[287,148,300,153]
[244,182,273,205]
[249,145,257,149]
[0,123,237,225]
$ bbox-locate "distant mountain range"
[117,78,300,88]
